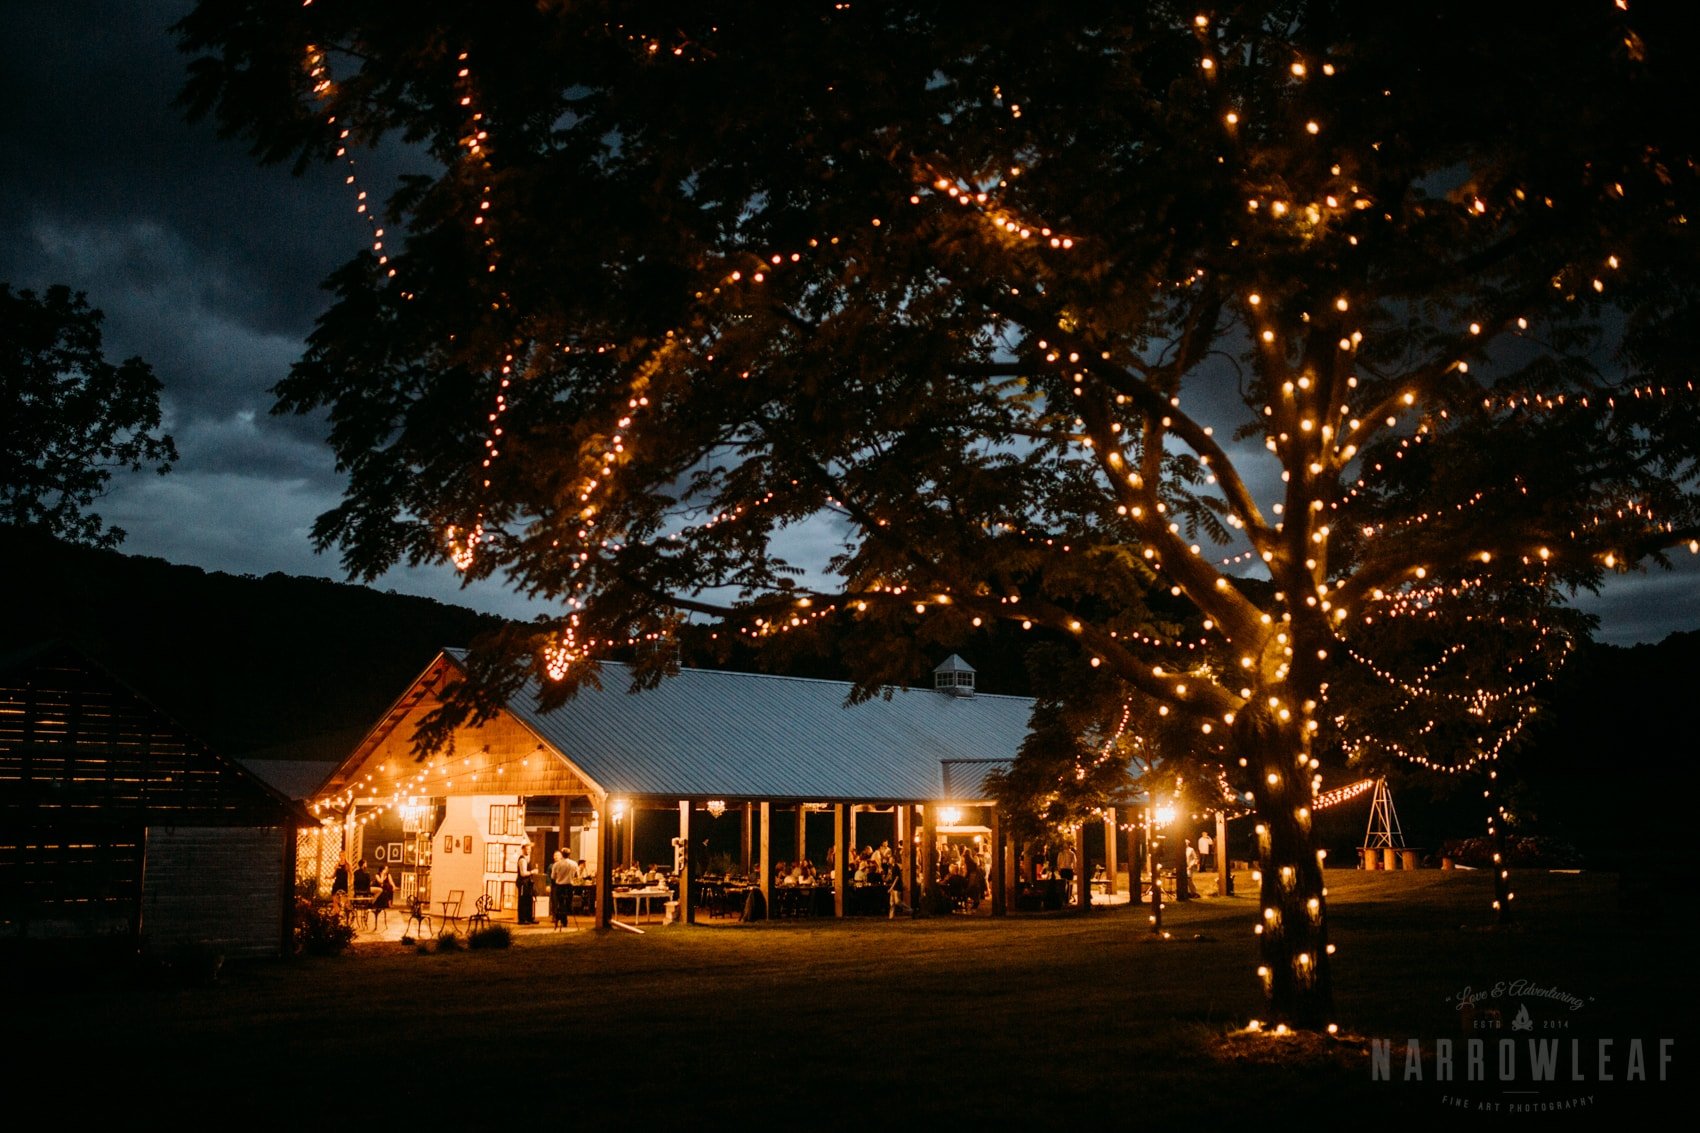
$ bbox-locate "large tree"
[0,284,176,548]
[178,0,1700,1028]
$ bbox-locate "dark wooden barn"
[0,642,309,959]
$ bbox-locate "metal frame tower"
[1362,778,1406,850]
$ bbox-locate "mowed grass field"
[13,869,1690,1127]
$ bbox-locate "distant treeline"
[2,526,1690,866]
[1,527,503,762]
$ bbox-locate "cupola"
[933,654,976,697]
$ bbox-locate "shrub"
[433,932,462,953]
[468,924,512,949]
[1441,835,1583,869]
[294,896,354,956]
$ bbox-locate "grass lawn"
[12,869,1689,1127]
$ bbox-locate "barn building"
[0,642,310,960]
[318,649,1138,928]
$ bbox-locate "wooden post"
[758,802,772,919]
[832,803,848,918]
[920,806,937,912]
[1003,833,1016,910]
[1105,808,1118,898]
[1174,829,1192,901]
[1073,823,1087,910]
[849,804,858,856]
[990,808,1006,917]
[596,797,614,929]
[1216,809,1229,898]
[796,804,808,866]
[1148,809,1163,934]
[678,800,695,924]
[1126,821,1141,906]
[622,805,636,870]
[740,802,753,878]
[898,804,915,913]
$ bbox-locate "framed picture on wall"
[373,843,387,862]
[443,834,454,855]
[387,841,402,863]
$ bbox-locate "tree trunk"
[1236,701,1335,1031]
[1489,793,1513,927]
[1146,809,1163,936]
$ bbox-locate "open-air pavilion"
[315,650,1143,930]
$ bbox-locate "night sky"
[4,2,1695,643]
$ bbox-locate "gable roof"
[1,640,313,826]
[238,757,336,801]
[445,649,1032,803]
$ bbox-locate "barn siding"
[1,646,306,956]
[141,826,290,959]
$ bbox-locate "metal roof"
[238,757,336,801]
[446,651,1034,803]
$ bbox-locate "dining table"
[612,885,672,924]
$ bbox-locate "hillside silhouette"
[2,526,1690,867]
[1,527,505,761]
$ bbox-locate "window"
[485,843,505,873]
[488,879,515,910]
[488,803,524,836]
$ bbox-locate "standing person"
[371,864,395,918]
[330,854,350,912]
[1055,841,1078,903]
[515,843,536,924]
[1198,829,1215,872]
[550,850,580,927]
[964,851,986,912]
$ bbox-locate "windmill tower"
[1361,778,1406,869]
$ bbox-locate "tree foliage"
[177,0,1700,1027]
[0,284,177,548]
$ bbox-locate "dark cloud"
[1570,556,1700,646]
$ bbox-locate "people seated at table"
[643,863,664,885]
[352,858,373,894]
